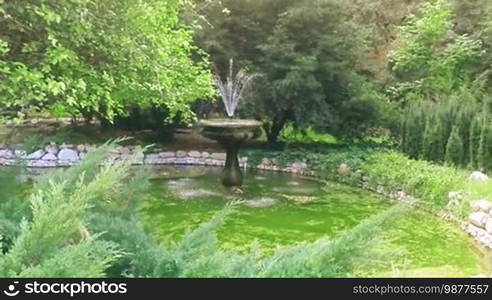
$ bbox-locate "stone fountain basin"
[198,119,262,187]
[199,119,262,142]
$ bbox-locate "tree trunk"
[265,111,290,143]
[80,109,94,126]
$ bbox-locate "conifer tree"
[456,104,474,165]
[479,121,490,171]
[402,108,424,159]
[479,121,492,172]
[469,116,483,168]
[445,125,464,166]
[421,119,444,162]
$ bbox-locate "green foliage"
[390,0,453,74]
[469,116,483,169]
[399,87,492,171]
[388,0,483,102]
[421,118,444,162]
[251,0,361,141]
[0,0,214,123]
[88,215,177,278]
[0,140,152,277]
[445,126,464,166]
[0,166,30,254]
[335,75,399,141]
[360,151,466,207]
[478,120,492,171]
[279,123,338,144]
[193,0,389,142]
[401,105,425,159]
[17,239,118,278]
[1,172,108,276]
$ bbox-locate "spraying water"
[213,59,261,117]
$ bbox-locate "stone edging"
[0,143,314,175]
[465,200,492,250]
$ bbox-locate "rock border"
[465,200,492,250]
[0,144,314,175]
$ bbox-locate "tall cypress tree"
[438,104,454,149]
[402,108,424,159]
[445,125,464,166]
[479,121,492,172]
[478,121,491,172]
[421,118,444,162]
[469,116,483,168]
[458,105,474,165]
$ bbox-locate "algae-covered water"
[139,166,491,277]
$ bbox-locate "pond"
[139,166,492,277]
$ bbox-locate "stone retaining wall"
[0,143,314,175]
[466,200,492,249]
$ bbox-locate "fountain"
[199,59,262,187]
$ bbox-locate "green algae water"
[139,166,491,277]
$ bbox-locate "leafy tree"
[452,0,492,72]
[245,0,373,142]
[0,0,214,123]
[388,0,483,103]
[347,0,422,84]
[192,0,390,142]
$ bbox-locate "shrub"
[0,169,121,277]
[0,165,30,252]
[0,140,145,277]
[89,215,177,278]
[359,151,466,207]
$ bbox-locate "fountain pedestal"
[199,119,262,187]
